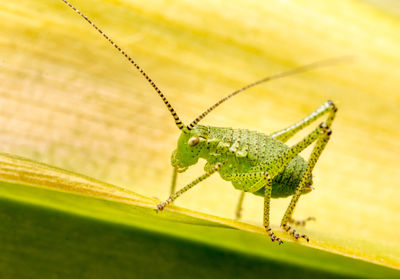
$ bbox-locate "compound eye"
[188,136,200,147]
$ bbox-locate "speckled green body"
[61,0,336,244]
[171,125,312,198]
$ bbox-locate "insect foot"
[281,224,309,242]
[155,203,164,212]
[288,217,316,227]
[265,227,283,245]
[155,198,172,212]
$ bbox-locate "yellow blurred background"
[0,0,399,266]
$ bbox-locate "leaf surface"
[0,0,400,277]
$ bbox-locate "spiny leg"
[169,166,189,203]
[228,123,332,243]
[271,100,337,143]
[156,163,222,211]
[269,122,329,179]
[281,123,332,241]
[235,191,246,220]
[263,172,283,244]
[226,171,282,244]
[270,101,337,233]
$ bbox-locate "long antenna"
[186,56,350,131]
[60,0,188,133]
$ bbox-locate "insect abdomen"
[253,156,308,198]
[202,125,309,197]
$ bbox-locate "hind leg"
[280,123,332,242]
[271,100,336,142]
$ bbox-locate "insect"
[61,0,338,244]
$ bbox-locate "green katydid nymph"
[61,0,339,244]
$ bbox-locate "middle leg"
[263,172,283,244]
[226,171,281,244]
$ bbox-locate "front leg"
[169,166,178,196]
[156,163,222,211]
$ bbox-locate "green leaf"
[1,0,400,277]
[0,153,399,278]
